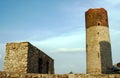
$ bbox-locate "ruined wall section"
[4,42,54,74]
[4,42,28,73]
[27,43,38,73]
[27,43,54,74]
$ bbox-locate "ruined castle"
[0,8,120,78]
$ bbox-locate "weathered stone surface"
[86,26,112,74]
[85,8,108,28]
[0,72,120,78]
[4,42,54,74]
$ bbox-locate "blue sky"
[0,0,120,74]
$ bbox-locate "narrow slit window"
[98,53,99,58]
[98,23,100,26]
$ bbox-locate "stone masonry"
[85,8,113,74]
[0,72,120,78]
[4,42,54,74]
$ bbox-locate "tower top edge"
[85,8,107,13]
[6,42,30,45]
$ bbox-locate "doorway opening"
[38,58,43,73]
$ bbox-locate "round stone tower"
[85,8,113,74]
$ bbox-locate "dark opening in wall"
[117,63,120,67]
[38,58,43,73]
[12,47,16,49]
[106,19,107,22]
[98,23,100,26]
[46,61,49,73]
[86,44,88,48]
[89,14,91,18]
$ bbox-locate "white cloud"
[58,48,84,52]
[31,29,85,53]
[52,48,85,53]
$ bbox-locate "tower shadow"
[99,41,113,73]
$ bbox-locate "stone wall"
[4,42,54,74]
[27,42,54,74]
[4,42,28,73]
[0,72,120,78]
